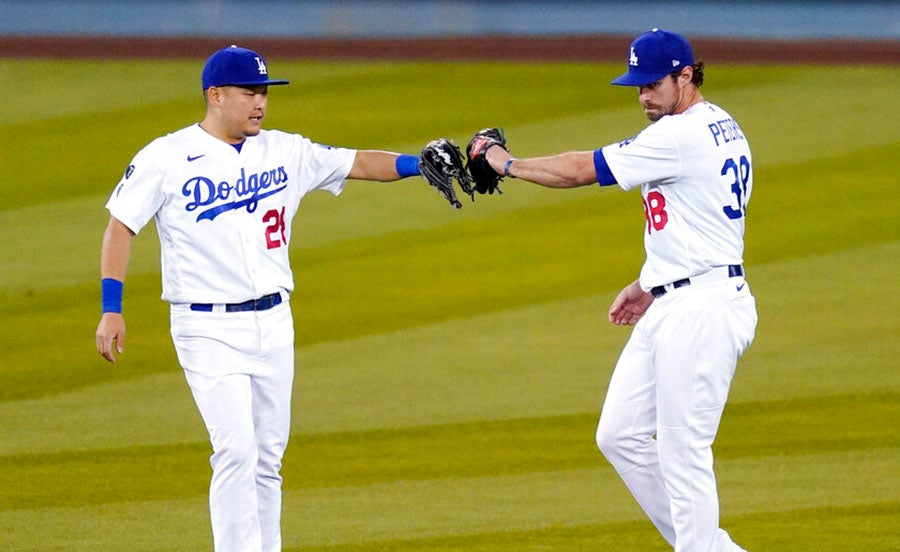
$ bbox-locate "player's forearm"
[349,150,412,182]
[100,217,135,281]
[486,148,596,189]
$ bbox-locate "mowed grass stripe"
[748,141,900,265]
[2,452,894,551]
[2,241,896,451]
[209,450,900,548]
[3,392,893,510]
[283,503,898,552]
[2,502,892,552]
[286,519,673,552]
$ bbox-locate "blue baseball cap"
[201,45,290,90]
[611,29,694,86]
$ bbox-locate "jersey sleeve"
[105,141,167,234]
[599,122,681,191]
[593,149,618,186]
[294,135,356,197]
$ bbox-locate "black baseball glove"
[419,139,475,209]
[466,127,508,195]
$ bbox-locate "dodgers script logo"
[182,166,288,222]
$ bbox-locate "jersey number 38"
[642,154,752,234]
[722,155,751,220]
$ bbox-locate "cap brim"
[610,72,667,86]
[228,79,290,86]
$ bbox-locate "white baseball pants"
[596,277,757,552]
[170,298,294,552]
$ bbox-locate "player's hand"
[465,128,508,195]
[418,138,473,208]
[608,280,654,326]
[96,313,126,363]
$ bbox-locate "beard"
[642,100,676,122]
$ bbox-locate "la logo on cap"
[255,57,268,75]
[201,45,290,89]
[610,28,694,87]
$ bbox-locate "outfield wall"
[1,0,897,40]
[1,1,897,64]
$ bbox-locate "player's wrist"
[101,278,124,313]
[483,145,503,174]
[503,157,517,178]
[395,154,421,178]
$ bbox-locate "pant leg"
[172,310,266,552]
[596,319,677,547]
[251,303,295,552]
[654,284,757,552]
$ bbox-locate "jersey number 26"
[263,207,287,249]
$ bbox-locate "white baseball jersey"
[597,102,752,289]
[106,124,356,304]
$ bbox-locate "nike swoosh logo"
[187,154,205,162]
[736,283,746,292]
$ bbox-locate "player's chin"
[245,116,264,132]
[643,108,663,122]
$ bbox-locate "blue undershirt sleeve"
[593,148,617,187]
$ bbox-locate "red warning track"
[1,34,898,64]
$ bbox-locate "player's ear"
[205,86,223,106]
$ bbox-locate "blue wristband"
[101,278,124,313]
[395,154,421,178]
[503,157,517,178]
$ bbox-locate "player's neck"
[198,119,246,146]
[674,86,704,115]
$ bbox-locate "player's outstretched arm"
[486,146,598,189]
[350,145,473,209]
[608,279,654,326]
[96,217,134,363]
[466,127,596,190]
[348,150,410,182]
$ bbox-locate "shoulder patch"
[618,133,639,147]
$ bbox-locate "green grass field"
[0,58,898,551]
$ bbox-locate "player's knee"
[595,415,625,459]
[211,439,259,475]
[595,412,659,470]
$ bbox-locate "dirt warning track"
[2,34,898,64]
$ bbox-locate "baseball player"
[94,45,459,552]
[467,29,757,552]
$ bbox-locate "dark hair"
[670,61,704,87]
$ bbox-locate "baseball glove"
[419,139,475,209]
[466,127,508,195]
